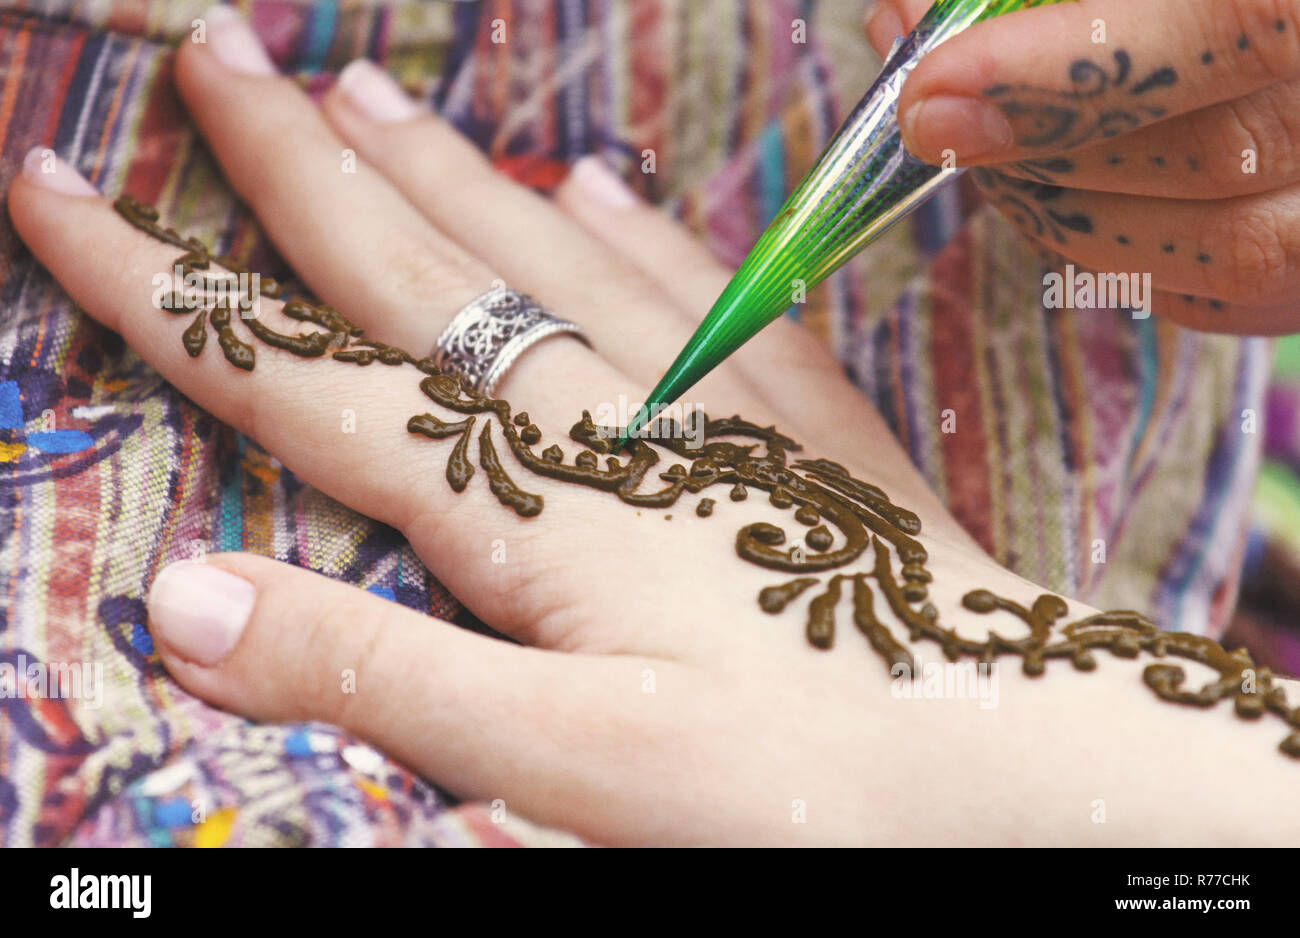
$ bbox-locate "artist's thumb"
[143,552,590,793]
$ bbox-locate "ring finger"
[176,9,765,425]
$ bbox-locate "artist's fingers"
[997,78,1300,199]
[864,0,929,57]
[898,0,1300,166]
[172,8,498,357]
[1030,245,1300,334]
[976,168,1300,328]
[315,60,762,413]
[146,553,670,838]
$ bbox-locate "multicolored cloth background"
[0,0,1285,847]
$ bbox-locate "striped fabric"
[0,0,1269,847]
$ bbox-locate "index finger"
[898,0,1300,165]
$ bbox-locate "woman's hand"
[868,0,1300,334]
[10,6,1300,846]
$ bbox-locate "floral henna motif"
[982,50,1177,151]
[113,194,1300,759]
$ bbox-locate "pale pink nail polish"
[21,147,98,196]
[148,561,255,666]
[569,156,638,209]
[336,59,420,123]
[203,5,275,76]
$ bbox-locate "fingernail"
[336,59,420,124]
[21,147,98,196]
[901,95,1014,163]
[569,156,638,209]
[148,561,254,666]
[203,5,275,76]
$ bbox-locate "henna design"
[982,50,1176,150]
[972,168,1093,244]
[112,195,1300,759]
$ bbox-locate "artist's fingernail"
[21,147,98,195]
[569,156,638,209]
[336,59,420,123]
[864,3,903,51]
[148,561,254,666]
[901,95,1014,162]
[203,5,275,75]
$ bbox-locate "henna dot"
[1201,50,1214,64]
[902,562,932,583]
[730,482,748,502]
[903,582,928,603]
[1277,19,1287,32]
[769,487,794,509]
[1188,157,1200,171]
[541,444,563,463]
[805,525,833,552]
[513,411,530,426]
[1162,243,1175,253]
[1237,35,1249,50]
[1150,155,1165,167]
[664,514,672,521]
[1116,235,1130,245]
[750,522,785,545]
[1197,253,1211,263]
[1182,294,1195,302]
[1107,154,1123,166]
[795,505,820,526]
[1210,299,1225,310]
[520,424,542,445]
[696,498,715,518]
[575,451,597,469]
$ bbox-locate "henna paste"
[114,194,1300,759]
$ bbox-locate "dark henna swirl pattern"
[112,194,1300,759]
[983,50,1177,151]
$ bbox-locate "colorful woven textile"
[0,0,1270,846]
[1227,335,1300,677]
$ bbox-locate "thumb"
[144,553,640,810]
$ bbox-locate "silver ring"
[431,286,589,395]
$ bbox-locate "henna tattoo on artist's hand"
[114,194,1300,760]
[982,50,1178,151]
[972,168,1094,244]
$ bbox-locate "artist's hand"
[10,7,1300,846]
[867,0,1300,333]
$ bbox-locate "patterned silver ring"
[431,286,589,396]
